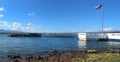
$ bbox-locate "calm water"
[0,34,120,57]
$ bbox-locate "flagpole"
[102,5,104,32]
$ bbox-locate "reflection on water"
[107,41,120,52]
[78,41,86,50]
[78,40,120,52]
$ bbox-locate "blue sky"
[0,0,120,32]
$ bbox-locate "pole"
[102,5,104,32]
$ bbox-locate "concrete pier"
[78,32,108,41]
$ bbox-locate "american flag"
[95,5,103,9]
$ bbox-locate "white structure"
[78,33,87,41]
[107,33,120,40]
[78,32,120,41]
[78,32,108,41]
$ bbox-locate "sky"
[0,0,120,32]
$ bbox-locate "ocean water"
[0,34,120,57]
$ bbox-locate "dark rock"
[36,56,43,60]
[87,50,97,53]
[25,54,34,60]
[13,59,19,62]
[8,54,21,59]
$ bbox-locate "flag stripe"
[95,5,102,9]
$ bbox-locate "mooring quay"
[78,32,120,41]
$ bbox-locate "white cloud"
[27,23,33,26]
[10,22,22,30]
[0,21,9,26]
[28,12,35,16]
[0,7,5,12]
[0,14,4,17]
[103,27,112,31]
[0,21,41,32]
[103,27,120,31]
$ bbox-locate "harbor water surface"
[0,34,120,58]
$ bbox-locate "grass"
[71,52,120,62]
[71,58,85,62]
